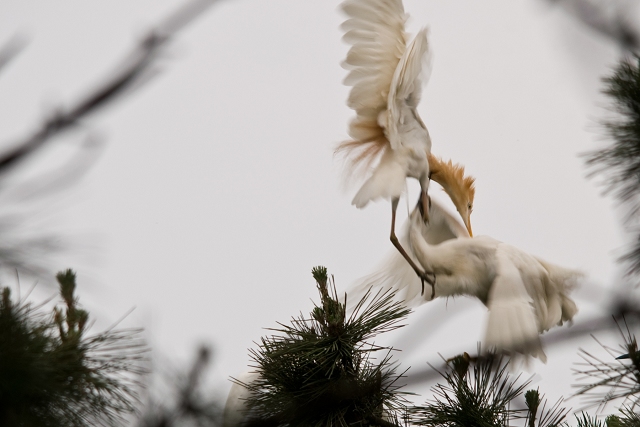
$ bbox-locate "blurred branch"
[585,54,640,275]
[0,35,27,75]
[0,270,148,426]
[136,345,222,427]
[572,319,640,411]
[548,0,640,51]
[0,0,219,175]
[404,296,640,388]
[0,0,220,279]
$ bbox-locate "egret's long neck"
[408,212,447,272]
[423,198,469,245]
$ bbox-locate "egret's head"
[428,153,475,237]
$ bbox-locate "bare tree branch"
[403,298,640,387]
[0,0,221,279]
[0,0,220,175]
[0,34,28,76]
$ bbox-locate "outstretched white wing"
[341,0,407,143]
[533,256,581,326]
[485,249,546,362]
[386,27,430,150]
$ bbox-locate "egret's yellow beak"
[465,219,473,237]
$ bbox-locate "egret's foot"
[446,352,475,364]
[417,269,436,298]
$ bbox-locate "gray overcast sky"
[0,0,633,406]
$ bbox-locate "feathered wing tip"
[486,251,548,363]
[387,27,431,149]
[534,257,583,324]
[339,0,407,173]
[334,134,388,188]
[350,149,407,207]
[484,295,548,363]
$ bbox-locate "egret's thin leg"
[389,198,435,297]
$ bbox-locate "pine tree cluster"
[0,270,146,426]
[240,266,411,427]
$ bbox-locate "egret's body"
[352,198,470,305]
[222,371,258,427]
[408,207,581,361]
[352,156,579,361]
[339,0,433,285]
[351,155,475,303]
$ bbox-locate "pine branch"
[573,319,640,411]
[586,55,640,275]
[410,354,530,427]
[524,388,571,427]
[0,269,147,426]
[136,345,222,427]
[0,0,219,280]
[0,0,218,175]
[575,412,606,427]
[605,406,640,427]
[240,266,411,427]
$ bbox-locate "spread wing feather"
[338,0,408,165]
[386,28,430,150]
[485,250,546,362]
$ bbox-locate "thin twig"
[0,0,220,175]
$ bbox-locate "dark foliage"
[240,266,411,427]
[586,55,640,275]
[136,346,222,427]
[0,269,147,426]
[605,406,640,427]
[409,354,530,427]
[573,320,640,411]
[523,389,570,427]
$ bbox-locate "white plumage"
[342,0,431,206]
[339,0,434,285]
[350,156,578,361]
[351,198,470,306]
[407,205,581,362]
[222,371,258,427]
[350,155,476,304]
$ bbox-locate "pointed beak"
[464,217,473,237]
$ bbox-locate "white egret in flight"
[351,155,475,302]
[338,0,434,288]
[352,157,580,361]
[408,197,581,362]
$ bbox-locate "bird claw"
[418,270,436,299]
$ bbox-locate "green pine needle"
[586,55,640,274]
[606,407,640,427]
[410,355,530,427]
[573,322,640,411]
[241,266,411,427]
[0,269,147,426]
[576,413,606,427]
